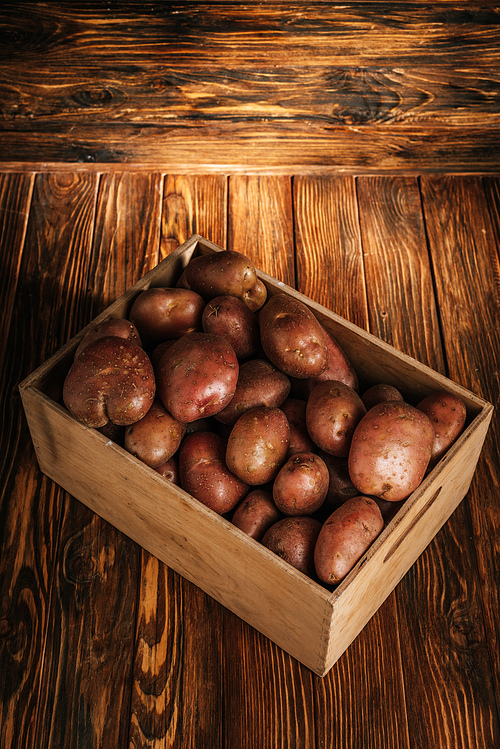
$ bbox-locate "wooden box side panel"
[19,385,333,675]
[323,403,494,673]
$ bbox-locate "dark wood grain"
[0,3,499,171]
[356,175,499,749]
[420,176,500,738]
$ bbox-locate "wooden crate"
[19,235,493,677]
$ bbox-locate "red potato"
[129,287,205,347]
[315,452,360,521]
[75,318,142,359]
[262,516,322,578]
[178,250,267,311]
[179,431,249,515]
[258,293,329,379]
[298,330,359,395]
[361,383,404,411]
[202,295,260,360]
[416,390,467,470]
[124,400,186,468]
[215,358,291,426]
[273,451,329,516]
[156,332,239,423]
[348,401,435,502]
[231,489,282,541]
[314,496,384,585]
[280,398,316,456]
[226,406,290,485]
[306,380,367,457]
[63,336,155,428]
[154,455,180,485]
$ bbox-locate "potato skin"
[416,390,467,470]
[75,318,142,359]
[273,451,329,516]
[63,336,155,428]
[215,358,291,426]
[124,400,186,468]
[306,380,367,457]
[314,496,384,585]
[361,383,404,411]
[179,431,249,514]
[180,250,267,311]
[226,406,290,485]
[129,287,205,347]
[348,401,435,501]
[231,489,282,541]
[202,295,260,360]
[300,331,358,395]
[262,516,322,577]
[280,398,316,456]
[156,332,239,423]
[153,455,180,485]
[259,294,329,379]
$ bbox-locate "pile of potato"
[62,250,467,587]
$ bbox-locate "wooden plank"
[128,177,229,748]
[293,175,410,748]
[358,175,499,748]
[0,172,98,749]
[224,176,318,748]
[0,4,499,171]
[419,175,500,742]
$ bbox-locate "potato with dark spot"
[75,318,142,359]
[202,295,260,359]
[306,380,367,457]
[361,383,404,411]
[262,516,322,577]
[416,390,467,470]
[63,336,155,428]
[273,451,329,516]
[314,496,384,585]
[124,400,186,467]
[231,489,282,541]
[154,455,180,485]
[156,332,239,423]
[215,358,291,426]
[226,406,290,485]
[259,294,329,379]
[129,287,205,347]
[348,401,435,502]
[179,431,249,515]
[178,250,267,311]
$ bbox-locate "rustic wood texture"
[2,172,499,748]
[0,3,499,172]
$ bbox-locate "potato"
[315,452,360,520]
[124,400,186,467]
[348,401,435,502]
[262,516,322,577]
[226,406,290,485]
[202,295,260,359]
[273,452,329,516]
[179,431,249,514]
[156,332,239,423]
[280,398,316,456]
[215,358,291,426]
[258,294,329,378]
[314,496,384,585]
[63,336,155,428]
[298,330,358,396]
[361,383,404,411]
[129,287,205,347]
[231,489,282,541]
[153,455,180,485]
[416,390,467,470]
[179,250,267,311]
[306,380,367,457]
[75,318,142,359]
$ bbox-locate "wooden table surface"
[1,4,500,749]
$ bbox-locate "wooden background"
[1,3,500,748]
